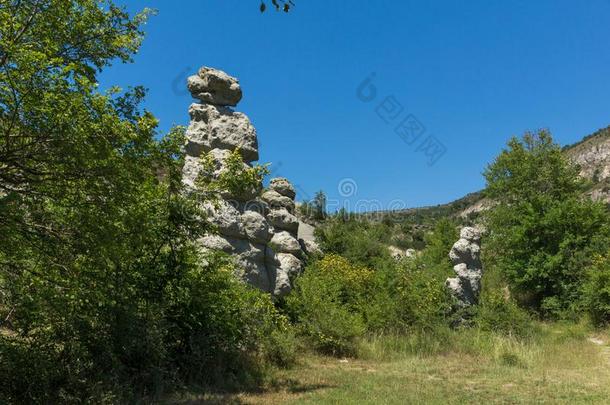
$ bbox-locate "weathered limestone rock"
[185,103,259,163]
[261,189,295,212]
[182,155,203,190]
[241,210,271,244]
[445,227,483,306]
[274,253,303,278]
[198,234,233,253]
[241,198,270,216]
[181,66,318,298]
[269,266,292,297]
[269,231,302,255]
[266,208,299,233]
[388,246,417,260]
[269,177,296,199]
[266,250,304,297]
[202,200,245,239]
[299,238,322,257]
[187,66,243,106]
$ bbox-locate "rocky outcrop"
[565,126,610,203]
[185,103,259,163]
[182,66,310,297]
[446,227,482,307]
[388,246,416,260]
[187,66,243,106]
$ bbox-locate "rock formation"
[181,66,316,297]
[445,227,482,306]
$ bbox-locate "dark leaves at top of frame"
[260,0,293,13]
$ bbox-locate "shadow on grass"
[166,379,334,404]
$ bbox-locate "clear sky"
[99,0,610,210]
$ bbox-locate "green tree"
[484,130,610,317]
[0,2,292,401]
[312,190,327,220]
[421,218,459,273]
[315,216,393,269]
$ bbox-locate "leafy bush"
[0,249,296,403]
[315,217,394,268]
[164,252,296,388]
[475,289,535,338]
[582,254,610,326]
[484,130,610,317]
[197,148,269,199]
[393,260,452,329]
[363,257,451,333]
[420,218,459,274]
[286,255,371,356]
[286,253,453,355]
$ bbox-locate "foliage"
[475,289,535,338]
[314,216,393,268]
[196,148,269,199]
[299,190,327,221]
[369,258,451,332]
[286,255,370,356]
[581,254,610,326]
[259,0,294,13]
[420,217,459,273]
[0,249,296,403]
[483,130,610,317]
[164,253,296,387]
[286,251,453,356]
[0,1,292,402]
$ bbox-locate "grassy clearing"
[169,323,610,404]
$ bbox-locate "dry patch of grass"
[168,324,610,404]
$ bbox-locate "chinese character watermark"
[356,73,447,166]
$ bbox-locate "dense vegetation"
[484,130,610,319]
[0,1,291,402]
[1,1,610,403]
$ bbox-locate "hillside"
[393,125,610,225]
[564,125,610,202]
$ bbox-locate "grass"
[166,322,610,404]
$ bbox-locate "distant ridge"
[378,124,610,226]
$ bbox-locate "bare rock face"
[269,231,302,255]
[187,66,243,106]
[446,227,483,306]
[202,200,246,239]
[185,104,259,163]
[181,66,317,298]
[261,190,295,212]
[299,238,322,257]
[269,177,296,199]
[266,208,299,233]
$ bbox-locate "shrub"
[163,252,297,389]
[362,257,452,333]
[286,255,371,356]
[475,289,535,338]
[393,260,452,329]
[582,254,610,326]
[484,130,610,317]
[287,253,453,354]
[420,218,459,273]
[0,250,296,403]
[315,218,394,269]
[196,148,269,199]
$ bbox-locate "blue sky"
[100,0,610,210]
